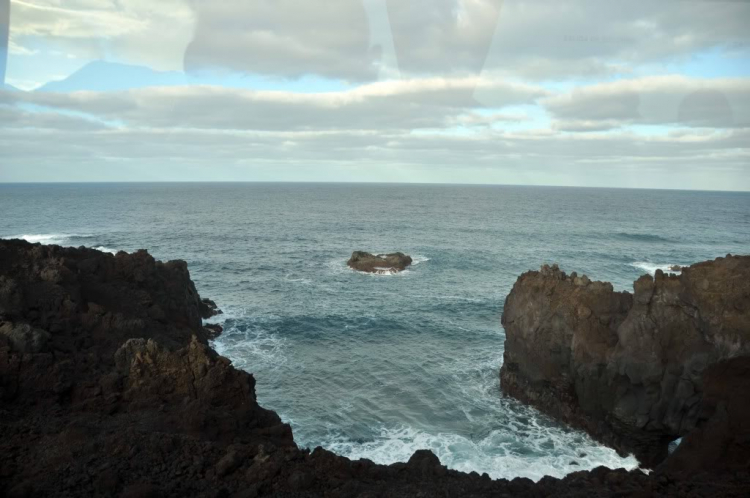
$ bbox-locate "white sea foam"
[630,262,684,275]
[213,330,287,372]
[5,233,72,245]
[3,234,122,254]
[93,246,119,254]
[410,255,431,265]
[211,308,287,372]
[362,268,412,277]
[319,424,640,482]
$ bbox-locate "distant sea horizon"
[2,181,749,194]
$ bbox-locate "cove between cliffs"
[0,239,748,497]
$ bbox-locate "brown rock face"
[1,239,748,497]
[347,251,413,274]
[500,256,750,468]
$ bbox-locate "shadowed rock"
[500,256,750,468]
[347,251,413,274]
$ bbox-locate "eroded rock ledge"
[500,256,750,469]
[1,240,748,497]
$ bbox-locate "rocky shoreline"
[500,257,750,470]
[1,239,748,497]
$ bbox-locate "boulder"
[500,256,750,468]
[200,297,223,318]
[347,251,413,274]
[204,323,224,339]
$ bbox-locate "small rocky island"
[1,239,748,497]
[347,251,413,274]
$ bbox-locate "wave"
[211,310,288,372]
[3,233,123,255]
[4,233,73,245]
[410,255,431,265]
[315,423,640,483]
[93,246,119,254]
[615,232,673,243]
[630,262,684,275]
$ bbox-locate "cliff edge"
[500,256,750,469]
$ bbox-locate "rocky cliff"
[500,256,750,469]
[1,239,748,497]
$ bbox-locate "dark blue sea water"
[2,183,749,481]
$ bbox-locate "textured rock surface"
[347,251,412,274]
[500,256,750,468]
[1,239,748,497]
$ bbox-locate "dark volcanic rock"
[1,239,748,497]
[203,323,223,340]
[347,251,413,274]
[500,256,750,468]
[200,297,222,318]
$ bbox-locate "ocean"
[2,183,748,481]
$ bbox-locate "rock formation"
[500,256,750,468]
[1,239,748,497]
[347,251,412,274]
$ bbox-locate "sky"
[1,0,749,190]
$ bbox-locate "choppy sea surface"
[2,183,749,481]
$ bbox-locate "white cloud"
[1,77,548,131]
[9,0,193,71]
[1,84,747,190]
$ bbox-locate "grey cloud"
[181,0,750,82]
[185,0,379,81]
[2,118,747,168]
[480,0,750,81]
[184,0,750,81]
[9,0,750,83]
[545,77,750,130]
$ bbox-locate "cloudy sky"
[1,0,749,189]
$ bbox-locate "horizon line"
[0,180,748,194]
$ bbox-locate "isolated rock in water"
[500,256,750,468]
[347,251,413,273]
[668,264,682,272]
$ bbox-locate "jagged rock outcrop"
[500,256,750,468]
[347,251,412,274]
[1,239,748,497]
